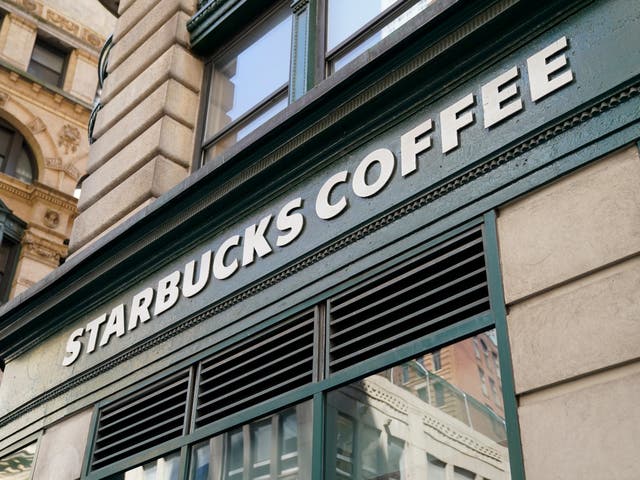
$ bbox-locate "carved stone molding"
[45,9,80,35]
[57,125,80,155]
[0,91,8,107]
[44,157,81,180]
[22,231,67,266]
[43,209,60,229]
[27,117,46,135]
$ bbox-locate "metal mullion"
[330,296,490,369]
[201,84,288,151]
[331,266,487,339]
[270,414,279,478]
[311,392,324,480]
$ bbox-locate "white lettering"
[482,66,523,128]
[527,36,573,102]
[440,93,475,153]
[213,235,241,280]
[100,304,126,347]
[182,250,212,298]
[243,215,273,266]
[154,271,181,316]
[62,328,84,366]
[400,118,433,176]
[85,314,107,354]
[352,148,395,198]
[276,198,304,247]
[128,287,154,330]
[316,170,349,220]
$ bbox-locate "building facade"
[0,0,639,479]
[0,0,114,307]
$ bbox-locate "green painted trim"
[311,392,324,480]
[483,210,526,480]
[80,405,99,479]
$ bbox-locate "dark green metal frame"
[81,212,525,479]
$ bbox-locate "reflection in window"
[327,0,435,73]
[203,4,292,163]
[327,330,510,479]
[117,452,180,480]
[189,402,311,480]
[0,442,36,480]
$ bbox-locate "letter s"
[62,327,84,366]
[276,198,304,247]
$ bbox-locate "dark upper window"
[0,119,37,184]
[27,36,68,88]
[0,199,25,304]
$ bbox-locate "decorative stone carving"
[83,28,102,49]
[22,0,42,15]
[58,125,80,154]
[43,209,60,229]
[0,91,8,107]
[22,231,66,266]
[45,9,80,35]
[44,157,81,180]
[28,117,46,134]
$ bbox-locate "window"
[201,3,293,165]
[27,37,68,87]
[490,377,500,405]
[196,0,443,166]
[0,119,37,184]
[87,223,521,479]
[478,367,488,397]
[0,199,25,304]
[188,402,312,480]
[480,338,490,365]
[472,338,481,359]
[326,0,435,73]
[0,442,37,479]
[432,348,442,370]
[493,351,500,378]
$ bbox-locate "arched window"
[0,118,38,184]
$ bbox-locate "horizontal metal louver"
[91,370,190,471]
[195,309,315,429]
[329,226,489,372]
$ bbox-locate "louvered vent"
[329,226,489,372]
[195,309,315,429]
[91,370,190,470]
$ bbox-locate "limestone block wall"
[497,144,640,480]
[70,0,203,252]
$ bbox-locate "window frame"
[81,212,525,480]
[27,35,70,88]
[197,1,294,169]
[0,118,38,184]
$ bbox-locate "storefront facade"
[0,0,639,478]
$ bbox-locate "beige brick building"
[0,0,114,302]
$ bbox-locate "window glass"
[0,442,36,480]
[189,402,312,480]
[327,0,401,51]
[328,0,435,73]
[116,452,180,480]
[327,331,510,479]
[0,120,37,184]
[27,39,66,87]
[205,6,292,141]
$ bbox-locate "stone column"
[69,0,203,252]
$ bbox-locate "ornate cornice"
[0,177,78,213]
[22,231,67,267]
[0,82,637,430]
[3,0,107,51]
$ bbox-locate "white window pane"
[206,8,292,139]
[327,0,400,51]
